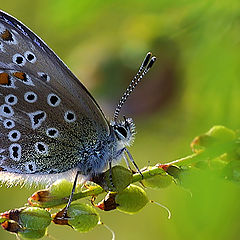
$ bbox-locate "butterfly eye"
[12,53,26,66]
[116,126,128,138]
[24,51,36,63]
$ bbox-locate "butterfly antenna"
[113,52,156,121]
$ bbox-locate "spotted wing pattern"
[0,10,110,185]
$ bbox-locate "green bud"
[142,173,173,189]
[18,228,47,240]
[92,166,133,192]
[166,165,181,179]
[49,179,73,198]
[1,220,47,239]
[68,203,100,233]
[207,125,236,141]
[19,207,51,230]
[191,126,236,152]
[115,184,148,214]
[191,135,214,152]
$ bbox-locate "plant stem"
[29,140,236,208]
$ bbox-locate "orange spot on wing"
[0,72,10,84]
[1,29,13,41]
[13,72,26,80]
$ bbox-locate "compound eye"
[116,126,128,138]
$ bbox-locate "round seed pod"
[115,184,149,214]
[191,126,236,152]
[207,125,236,142]
[18,228,47,240]
[68,203,100,233]
[19,207,51,230]
[166,165,181,179]
[93,166,133,192]
[49,179,73,198]
[142,173,173,189]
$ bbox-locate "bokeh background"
[1,1,240,240]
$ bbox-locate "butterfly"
[0,10,156,191]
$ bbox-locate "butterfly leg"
[62,170,80,219]
[124,148,143,179]
[123,153,131,170]
[108,158,115,189]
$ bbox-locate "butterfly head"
[110,117,135,147]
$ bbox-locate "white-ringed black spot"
[0,104,14,117]
[64,110,76,123]
[24,51,36,63]
[47,93,61,107]
[9,143,21,161]
[27,111,46,129]
[37,72,50,82]
[35,142,48,155]
[12,53,26,66]
[24,161,37,173]
[24,92,37,103]
[3,119,15,129]
[8,130,21,142]
[5,94,18,105]
[46,128,59,138]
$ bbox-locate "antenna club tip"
[147,56,156,69]
[152,56,157,61]
[142,52,152,67]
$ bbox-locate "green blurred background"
[1,0,240,239]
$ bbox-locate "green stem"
[29,140,236,208]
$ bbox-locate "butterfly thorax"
[76,117,135,176]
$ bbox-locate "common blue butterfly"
[0,10,155,194]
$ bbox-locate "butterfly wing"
[0,10,110,185]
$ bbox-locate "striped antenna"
[113,52,156,121]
